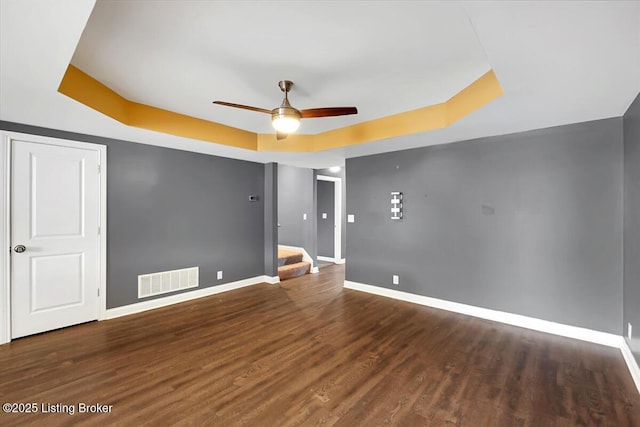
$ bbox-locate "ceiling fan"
[213,80,358,140]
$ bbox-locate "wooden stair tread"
[278,249,300,258]
[278,261,310,271]
[278,249,304,266]
[278,261,311,281]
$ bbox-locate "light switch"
[347,214,355,223]
[322,213,327,219]
[303,213,307,220]
[391,191,403,220]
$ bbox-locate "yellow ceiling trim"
[126,101,256,150]
[58,65,257,150]
[58,65,502,153]
[312,103,448,152]
[58,64,130,123]
[310,70,502,152]
[446,69,503,124]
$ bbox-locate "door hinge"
[98,226,101,235]
[97,288,100,297]
[98,164,101,174]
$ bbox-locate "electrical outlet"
[629,322,633,340]
[392,275,399,286]
[217,271,223,280]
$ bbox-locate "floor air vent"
[138,267,199,298]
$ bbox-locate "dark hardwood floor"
[1,264,638,426]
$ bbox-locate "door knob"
[14,245,26,253]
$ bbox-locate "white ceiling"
[1,0,639,169]
[71,1,492,135]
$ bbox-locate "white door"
[11,139,101,338]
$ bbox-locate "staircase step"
[278,261,311,281]
[278,249,304,266]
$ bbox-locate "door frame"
[0,132,107,345]
[316,175,342,263]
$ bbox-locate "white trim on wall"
[106,275,273,319]
[317,175,342,261]
[0,136,9,345]
[0,132,107,344]
[343,281,624,348]
[278,244,318,274]
[317,256,347,265]
[621,340,640,394]
[98,145,107,321]
[263,276,280,284]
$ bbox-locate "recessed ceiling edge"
[57,64,503,153]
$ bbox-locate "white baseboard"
[264,275,280,284]
[621,340,640,394]
[311,266,319,274]
[105,275,270,319]
[317,256,346,265]
[346,278,639,396]
[343,280,623,348]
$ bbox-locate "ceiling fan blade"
[300,107,358,118]
[276,132,288,141]
[213,101,271,114]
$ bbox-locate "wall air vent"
[138,267,199,299]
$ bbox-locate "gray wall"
[624,92,640,363]
[277,164,316,261]
[1,121,266,309]
[264,163,278,277]
[317,180,335,257]
[316,167,346,258]
[346,118,623,334]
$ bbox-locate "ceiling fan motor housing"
[273,80,301,124]
[272,106,301,121]
[272,81,302,133]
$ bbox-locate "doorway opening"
[316,175,342,265]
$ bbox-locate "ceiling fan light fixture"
[271,107,301,133]
[214,80,357,140]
